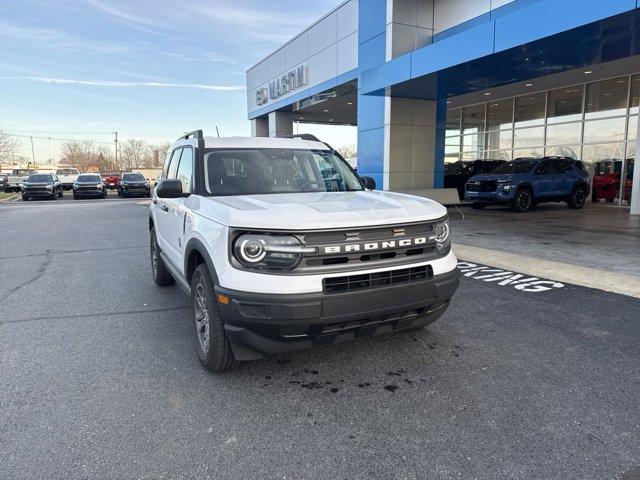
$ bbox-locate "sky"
[0,0,355,163]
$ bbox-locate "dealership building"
[246,0,640,214]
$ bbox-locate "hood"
[468,173,517,182]
[25,181,52,186]
[186,191,448,230]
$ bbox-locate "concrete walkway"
[449,202,640,298]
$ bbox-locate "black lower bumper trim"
[215,268,459,360]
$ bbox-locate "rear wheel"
[150,227,175,286]
[191,264,237,373]
[568,184,587,209]
[512,188,532,213]
[470,203,485,210]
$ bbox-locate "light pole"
[113,132,118,170]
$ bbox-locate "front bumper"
[23,189,55,198]
[215,268,460,360]
[464,189,514,203]
[121,187,150,195]
[74,188,104,197]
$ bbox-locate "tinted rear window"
[56,169,78,175]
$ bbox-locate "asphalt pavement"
[1,197,639,480]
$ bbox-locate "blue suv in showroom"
[464,156,590,213]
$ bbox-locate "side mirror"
[156,179,185,198]
[361,176,376,190]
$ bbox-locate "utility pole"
[30,136,35,166]
[49,137,53,165]
[113,132,118,170]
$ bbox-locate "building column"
[251,118,268,137]
[630,117,640,215]
[268,111,293,138]
[386,98,438,190]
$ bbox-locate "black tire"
[568,184,587,209]
[191,264,237,373]
[58,190,63,198]
[73,193,78,200]
[51,192,57,200]
[470,203,485,210]
[102,191,107,199]
[150,227,175,286]
[22,195,28,201]
[512,188,533,213]
[121,192,127,199]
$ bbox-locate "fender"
[184,237,220,286]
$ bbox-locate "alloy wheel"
[194,283,210,353]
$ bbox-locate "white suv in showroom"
[149,131,459,372]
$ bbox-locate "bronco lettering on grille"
[323,236,431,255]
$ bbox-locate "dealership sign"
[256,66,308,106]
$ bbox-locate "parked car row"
[18,172,151,201]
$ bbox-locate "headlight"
[232,233,316,270]
[498,180,511,192]
[432,219,450,251]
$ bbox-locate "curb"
[453,242,640,299]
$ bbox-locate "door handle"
[160,204,169,212]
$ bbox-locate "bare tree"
[95,145,115,171]
[120,138,147,170]
[59,140,95,171]
[337,145,357,159]
[0,130,19,164]
[146,142,171,169]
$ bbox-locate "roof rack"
[291,133,321,142]
[177,130,203,142]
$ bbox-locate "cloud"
[0,19,130,55]
[85,0,181,39]
[0,76,245,91]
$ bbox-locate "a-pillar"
[251,118,268,137]
[268,111,293,138]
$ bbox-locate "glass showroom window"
[631,74,640,114]
[585,77,629,119]
[547,85,583,124]
[514,93,545,127]
[445,108,461,163]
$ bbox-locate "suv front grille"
[467,181,497,192]
[323,265,432,294]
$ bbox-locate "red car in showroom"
[100,171,121,190]
[592,160,634,203]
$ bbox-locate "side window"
[176,148,193,193]
[536,161,552,175]
[167,149,182,179]
[553,159,571,173]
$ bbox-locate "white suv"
[149,131,459,372]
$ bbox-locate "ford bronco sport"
[149,131,459,372]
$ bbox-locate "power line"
[7,133,113,145]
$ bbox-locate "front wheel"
[512,188,533,213]
[568,185,587,209]
[191,264,237,373]
[150,227,175,286]
[22,195,28,201]
[58,190,63,198]
[470,203,485,210]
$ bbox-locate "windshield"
[28,174,52,182]
[491,160,537,174]
[56,169,78,175]
[203,148,363,196]
[78,174,101,183]
[123,173,145,181]
[14,169,32,176]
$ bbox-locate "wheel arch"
[184,237,219,285]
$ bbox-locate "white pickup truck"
[149,131,459,372]
[55,168,80,190]
[3,169,38,192]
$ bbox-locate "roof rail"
[178,130,203,142]
[291,133,321,142]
